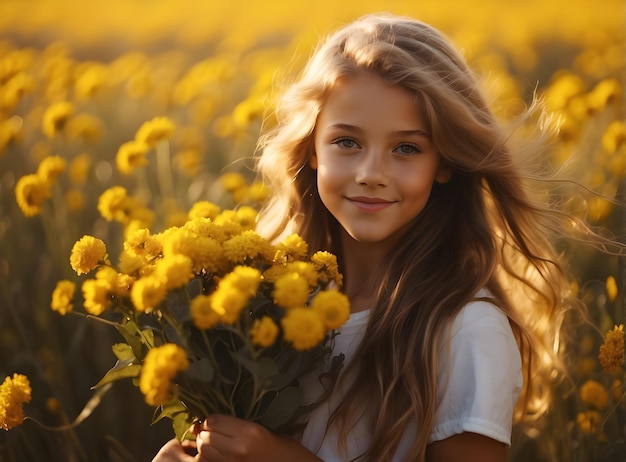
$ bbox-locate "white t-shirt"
[300,295,523,461]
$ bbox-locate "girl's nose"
[355,150,388,187]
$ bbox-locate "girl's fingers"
[200,414,252,436]
[151,439,195,461]
[196,431,230,462]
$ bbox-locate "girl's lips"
[348,196,394,212]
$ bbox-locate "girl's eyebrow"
[327,123,431,139]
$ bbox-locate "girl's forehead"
[318,72,429,135]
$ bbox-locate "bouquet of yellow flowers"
[51,205,349,440]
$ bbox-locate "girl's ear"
[435,162,453,184]
[309,152,318,169]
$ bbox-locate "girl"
[154,12,589,462]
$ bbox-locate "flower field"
[0,0,624,460]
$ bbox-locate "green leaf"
[264,372,293,391]
[152,399,195,441]
[172,410,196,441]
[152,399,188,425]
[232,351,279,385]
[140,327,156,348]
[92,358,142,389]
[112,343,135,361]
[115,321,145,359]
[185,358,214,382]
[257,386,303,430]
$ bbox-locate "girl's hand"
[152,438,197,462]
[195,415,321,462]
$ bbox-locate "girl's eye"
[333,138,360,149]
[394,143,420,155]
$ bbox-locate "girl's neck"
[339,230,393,313]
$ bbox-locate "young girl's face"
[311,71,450,247]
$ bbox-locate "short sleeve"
[429,299,523,445]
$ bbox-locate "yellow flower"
[65,189,85,212]
[193,236,228,274]
[272,272,309,309]
[310,290,350,330]
[66,113,103,143]
[607,148,626,179]
[311,251,341,286]
[0,373,32,430]
[602,120,626,154]
[118,251,148,276]
[281,307,326,351]
[36,155,66,183]
[611,378,624,402]
[70,235,108,275]
[45,397,62,414]
[126,203,155,230]
[231,185,249,205]
[576,410,602,435]
[74,63,107,100]
[285,261,318,287]
[165,210,189,229]
[50,280,75,315]
[135,116,175,147]
[116,140,149,174]
[139,344,188,406]
[98,186,130,222]
[576,356,597,378]
[184,217,227,242]
[69,153,92,184]
[124,228,161,260]
[131,276,167,313]
[263,264,289,283]
[211,282,248,325]
[42,101,74,138]
[587,78,621,112]
[213,211,245,235]
[1,73,34,111]
[14,173,51,217]
[579,379,609,410]
[247,181,270,203]
[174,148,202,177]
[0,115,23,152]
[155,254,194,289]
[82,278,112,316]
[599,324,625,374]
[188,201,221,220]
[227,266,262,297]
[606,276,618,302]
[543,72,586,112]
[220,172,247,192]
[250,316,279,348]
[223,230,275,264]
[160,227,226,274]
[276,234,308,262]
[586,196,613,222]
[235,206,258,229]
[190,294,221,330]
[161,227,195,257]
[95,267,133,297]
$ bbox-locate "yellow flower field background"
[0,0,625,460]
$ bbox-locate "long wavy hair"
[255,13,592,461]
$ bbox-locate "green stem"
[155,140,174,202]
[200,330,220,372]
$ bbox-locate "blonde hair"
[256,13,600,461]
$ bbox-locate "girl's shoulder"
[448,289,512,338]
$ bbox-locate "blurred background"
[0,0,624,460]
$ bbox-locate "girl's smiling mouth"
[347,196,395,212]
